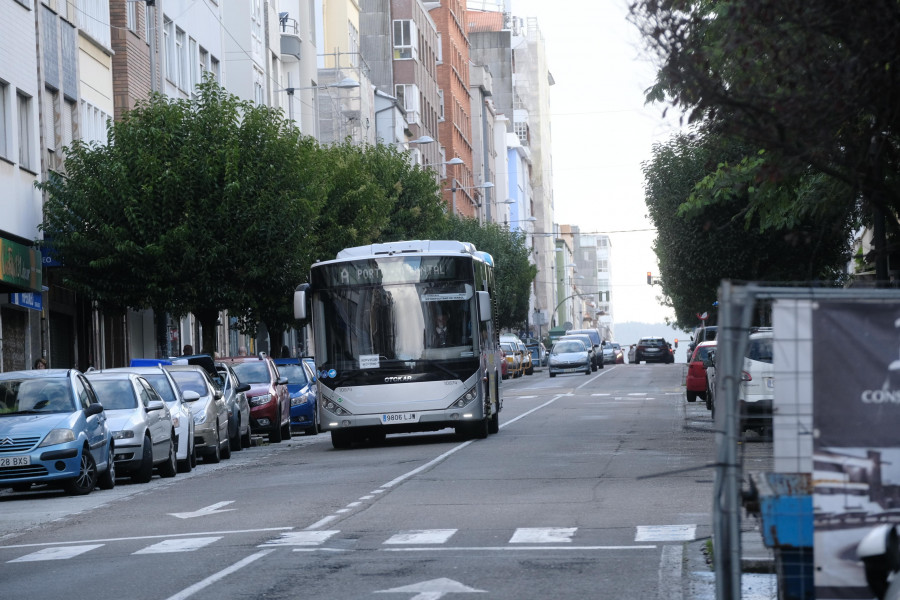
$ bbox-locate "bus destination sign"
[319,257,463,287]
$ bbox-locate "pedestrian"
[33,357,47,369]
[182,344,193,355]
[238,346,248,356]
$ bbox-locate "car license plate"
[765,378,774,390]
[0,455,30,467]
[381,412,420,424]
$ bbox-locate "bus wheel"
[488,411,499,434]
[331,430,353,449]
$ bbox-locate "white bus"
[294,240,503,449]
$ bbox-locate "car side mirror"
[182,390,201,402]
[276,376,288,386]
[147,400,166,412]
[236,383,251,393]
[85,403,104,416]
[213,390,223,400]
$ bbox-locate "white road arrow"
[374,578,485,600]
[168,501,236,519]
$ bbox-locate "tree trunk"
[197,309,219,357]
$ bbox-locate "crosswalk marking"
[509,527,576,544]
[133,537,221,554]
[9,544,104,562]
[635,525,696,542]
[384,529,457,545]
[259,530,340,547]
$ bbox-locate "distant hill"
[612,322,693,362]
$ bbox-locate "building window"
[348,21,360,67]
[176,27,187,90]
[514,120,528,145]
[392,20,417,60]
[43,87,58,153]
[126,0,137,32]
[394,84,420,125]
[251,0,263,58]
[436,33,442,64]
[438,89,444,122]
[0,81,8,160]
[76,0,111,48]
[164,16,175,82]
[210,57,220,82]
[81,101,110,145]
[145,2,152,42]
[189,38,199,95]
[597,259,609,272]
[253,67,265,106]
[17,92,33,170]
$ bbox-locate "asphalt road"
[0,362,717,600]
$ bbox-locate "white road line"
[384,529,457,545]
[0,527,293,550]
[509,527,576,544]
[9,544,103,562]
[658,544,684,600]
[259,530,340,547]
[381,545,657,552]
[636,525,697,542]
[133,537,221,554]
[164,550,274,600]
[380,441,475,489]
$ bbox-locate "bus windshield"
[312,279,476,371]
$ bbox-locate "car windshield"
[641,339,665,347]
[0,378,74,414]
[168,370,210,396]
[277,364,308,385]
[553,341,584,353]
[746,338,773,363]
[142,373,176,403]
[693,346,714,362]
[90,379,138,410]
[500,343,515,352]
[230,362,270,384]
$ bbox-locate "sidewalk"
[684,519,776,599]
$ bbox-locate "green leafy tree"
[644,131,854,328]
[40,80,323,356]
[629,0,900,278]
[433,216,537,331]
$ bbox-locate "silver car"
[601,341,617,365]
[164,365,230,464]
[86,372,177,483]
[214,362,252,452]
[104,366,196,473]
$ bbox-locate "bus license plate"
[381,412,420,424]
[0,455,30,467]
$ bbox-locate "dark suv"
[634,337,674,364]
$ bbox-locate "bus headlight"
[448,387,478,409]
[323,399,352,416]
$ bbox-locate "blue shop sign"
[9,292,43,311]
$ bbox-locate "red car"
[685,341,717,402]
[218,355,291,443]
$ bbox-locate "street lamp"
[277,76,360,123]
[408,135,435,144]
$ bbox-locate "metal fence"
[713,282,900,600]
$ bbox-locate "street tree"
[644,131,854,328]
[629,0,900,279]
[433,216,537,331]
[40,80,323,356]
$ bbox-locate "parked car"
[548,339,592,377]
[526,341,547,368]
[704,348,718,415]
[0,369,115,495]
[500,342,523,378]
[516,341,534,375]
[685,341,717,403]
[106,363,196,473]
[273,357,318,436]
[218,355,291,444]
[566,328,604,368]
[628,344,637,364]
[560,334,600,370]
[302,357,317,382]
[610,343,625,364]
[163,364,231,463]
[634,336,675,364]
[214,362,252,451]
[499,347,510,379]
[688,325,718,359]
[86,371,177,482]
[600,341,617,365]
[740,329,775,435]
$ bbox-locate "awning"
[0,237,42,293]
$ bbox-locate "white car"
[548,340,592,377]
[739,329,774,435]
[86,372,178,483]
[104,365,197,473]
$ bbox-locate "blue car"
[273,358,318,436]
[0,369,115,495]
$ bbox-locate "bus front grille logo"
[385,376,413,383]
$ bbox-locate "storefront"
[0,236,43,372]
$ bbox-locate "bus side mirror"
[858,525,900,600]
[294,285,308,320]
[477,291,491,322]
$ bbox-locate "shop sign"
[0,238,42,292]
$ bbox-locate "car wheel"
[241,425,252,448]
[97,444,116,490]
[132,436,154,483]
[269,409,283,443]
[159,437,177,478]
[65,447,98,496]
[205,428,222,464]
[282,414,292,440]
[189,439,197,468]
[229,415,242,452]
[331,429,352,449]
[549,371,556,378]
[686,391,698,403]
[220,421,232,460]
[585,365,591,375]
[178,439,193,473]
[304,407,319,436]
[705,393,713,411]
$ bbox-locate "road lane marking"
[658,544,684,600]
[381,545,657,552]
[0,527,293,550]
[164,550,274,600]
[260,530,340,547]
[509,527,576,544]
[169,501,236,519]
[8,544,103,562]
[636,525,697,541]
[384,529,457,545]
[134,537,221,554]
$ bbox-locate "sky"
[493,0,684,326]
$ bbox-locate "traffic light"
[647,272,652,285]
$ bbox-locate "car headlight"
[113,430,135,440]
[38,429,76,447]
[193,410,208,425]
[291,393,308,407]
[171,415,180,428]
[249,393,273,407]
